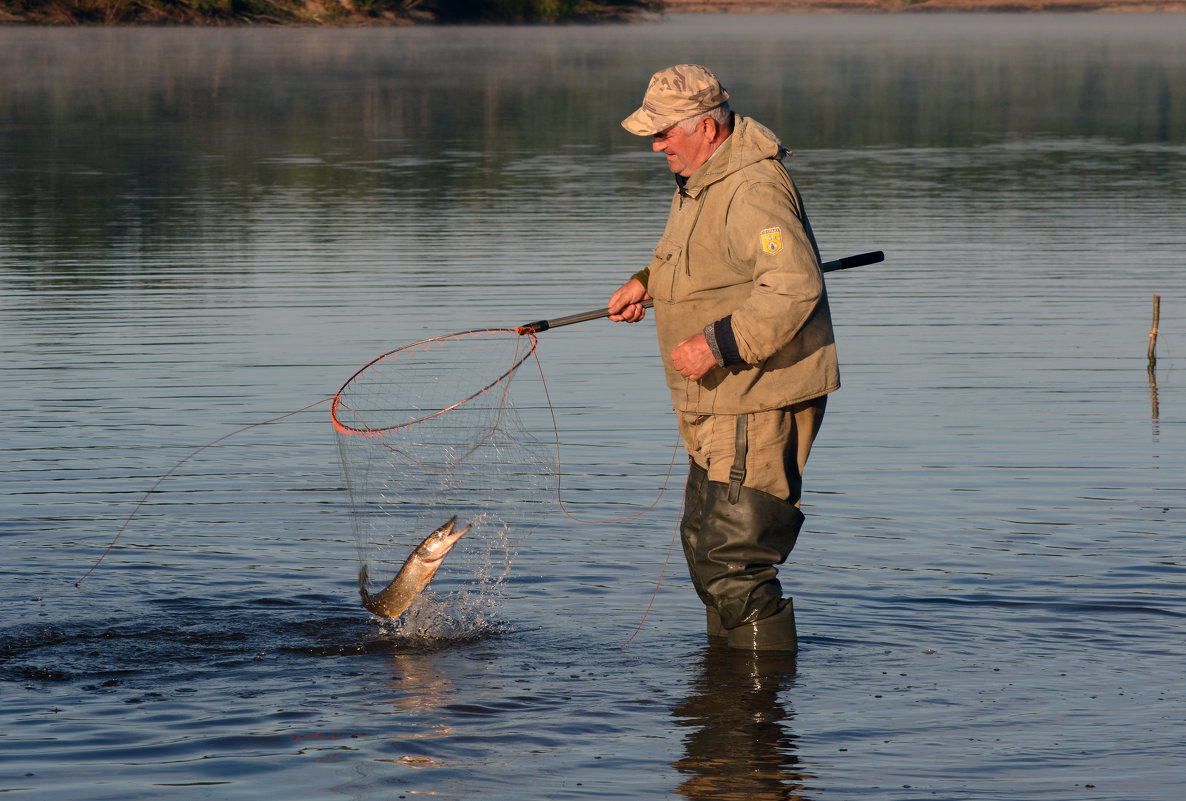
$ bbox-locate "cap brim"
[622,106,672,137]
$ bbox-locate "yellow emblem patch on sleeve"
[760,227,783,255]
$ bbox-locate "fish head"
[418,516,471,562]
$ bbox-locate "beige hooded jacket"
[635,116,840,415]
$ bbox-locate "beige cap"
[621,64,730,136]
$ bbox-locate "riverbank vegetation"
[2,0,1183,24]
[0,0,659,25]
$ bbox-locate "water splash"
[362,513,519,642]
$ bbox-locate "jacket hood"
[680,116,788,195]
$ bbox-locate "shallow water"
[2,14,1185,800]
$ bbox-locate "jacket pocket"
[649,237,683,303]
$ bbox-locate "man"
[608,65,838,653]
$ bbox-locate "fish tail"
[358,563,371,605]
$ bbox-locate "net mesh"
[331,328,554,634]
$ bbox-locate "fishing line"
[523,342,685,647]
[618,498,682,650]
[616,380,705,649]
[528,344,682,526]
[75,396,332,587]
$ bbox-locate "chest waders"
[679,413,802,652]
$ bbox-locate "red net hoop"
[331,328,539,437]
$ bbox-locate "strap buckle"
[727,414,748,504]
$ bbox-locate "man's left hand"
[671,333,719,382]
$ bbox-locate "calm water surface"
[2,14,1185,801]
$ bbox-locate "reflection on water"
[2,14,1185,801]
[382,651,460,742]
[673,649,810,801]
[2,18,1185,267]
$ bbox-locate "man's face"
[652,119,713,178]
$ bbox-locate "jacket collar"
[676,115,787,198]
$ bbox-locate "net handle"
[516,250,884,333]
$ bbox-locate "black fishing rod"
[518,250,884,334]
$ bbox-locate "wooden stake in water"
[1148,294,1161,430]
[1147,294,1161,369]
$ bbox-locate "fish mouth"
[422,522,471,559]
[435,520,471,543]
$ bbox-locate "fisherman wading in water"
[608,65,838,653]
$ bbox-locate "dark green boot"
[682,462,804,648]
[687,479,804,631]
[679,462,725,645]
[679,462,713,608]
[726,600,798,653]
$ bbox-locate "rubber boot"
[679,463,724,646]
[706,606,727,646]
[726,599,798,653]
[687,479,804,631]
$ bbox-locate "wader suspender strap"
[728,413,748,503]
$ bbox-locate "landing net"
[331,328,554,632]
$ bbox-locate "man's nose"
[652,139,666,153]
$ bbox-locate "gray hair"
[676,102,733,134]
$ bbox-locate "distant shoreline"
[3,0,1185,26]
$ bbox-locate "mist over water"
[3,15,1185,800]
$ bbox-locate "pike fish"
[359,516,471,619]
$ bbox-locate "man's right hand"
[608,278,650,323]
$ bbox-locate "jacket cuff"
[630,268,650,291]
[704,315,743,367]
